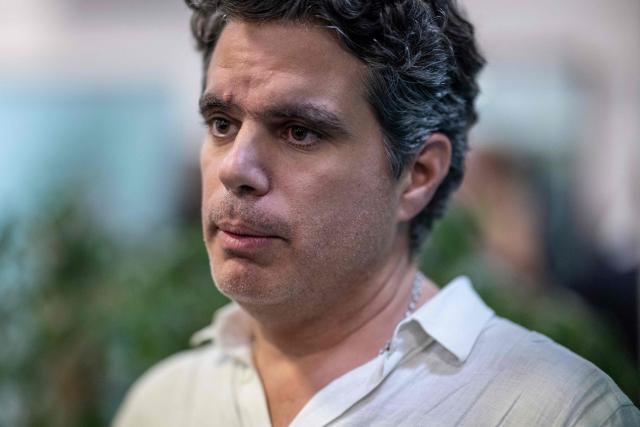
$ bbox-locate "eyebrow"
[199,93,351,138]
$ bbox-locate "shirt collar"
[190,301,254,364]
[410,275,494,362]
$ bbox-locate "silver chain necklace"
[379,273,423,355]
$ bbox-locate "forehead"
[206,19,368,111]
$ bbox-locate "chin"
[210,258,291,306]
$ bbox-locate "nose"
[217,124,270,197]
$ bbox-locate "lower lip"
[217,229,278,252]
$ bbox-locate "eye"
[209,118,236,138]
[291,126,308,141]
[285,125,321,147]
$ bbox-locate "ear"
[396,133,452,222]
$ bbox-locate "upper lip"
[216,221,278,238]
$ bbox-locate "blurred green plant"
[0,197,637,427]
[0,199,226,427]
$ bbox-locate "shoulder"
[477,317,618,390]
[112,344,219,427]
[469,317,639,426]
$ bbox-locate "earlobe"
[397,133,452,222]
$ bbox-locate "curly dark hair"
[185,0,485,254]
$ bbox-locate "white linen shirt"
[113,276,640,427]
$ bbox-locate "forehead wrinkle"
[209,21,370,103]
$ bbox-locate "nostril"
[236,184,255,196]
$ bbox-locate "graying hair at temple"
[185,0,485,254]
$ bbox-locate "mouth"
[214,221,284,253]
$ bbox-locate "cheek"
[287,158,398,267]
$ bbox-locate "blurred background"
[0,0,638,425]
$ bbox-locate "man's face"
[200,20,406,314]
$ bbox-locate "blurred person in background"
[112,1,639,426]
[459,147,638,363]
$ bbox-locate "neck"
[243,241,440,427]
[248,243,438,370]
